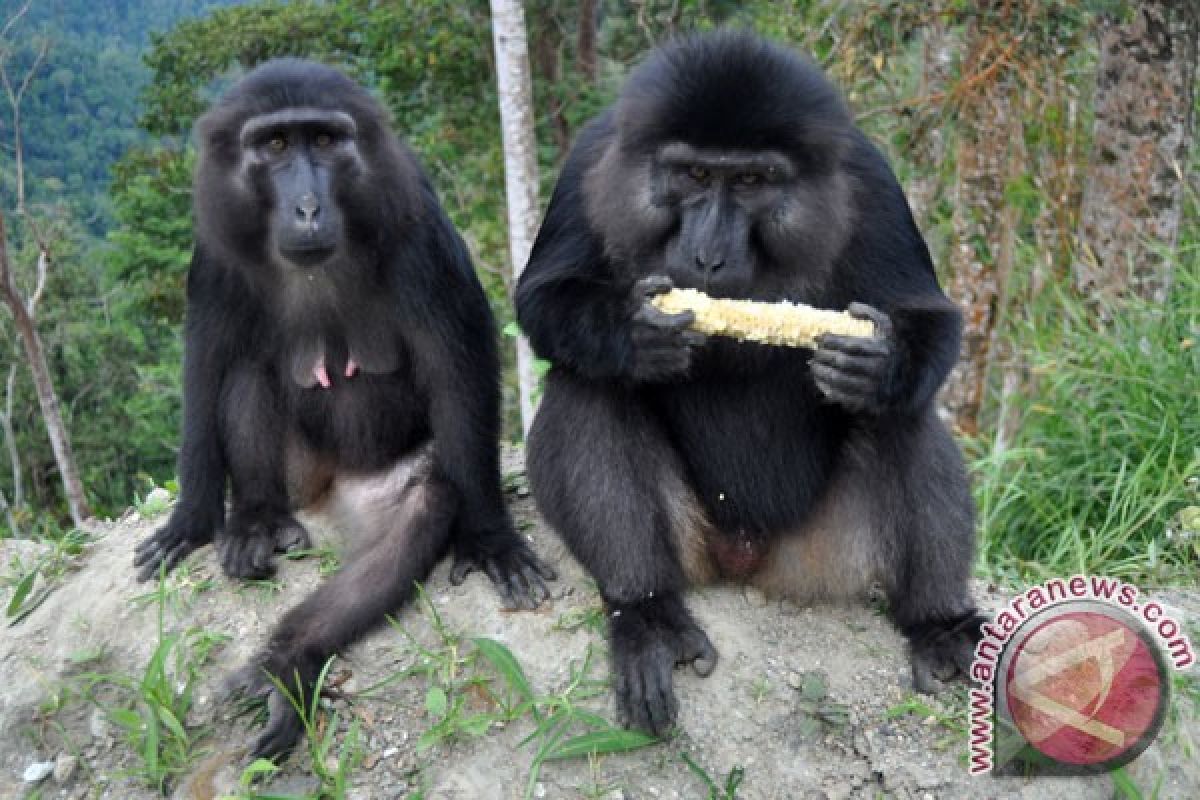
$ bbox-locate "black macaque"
[516,32,984,736]
[133,59,554,758]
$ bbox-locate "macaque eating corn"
[651,287,876,347]
[516,31,983,740]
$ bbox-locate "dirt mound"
[1,472,1196,799]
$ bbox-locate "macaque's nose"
[295,192,320,228]
[694,252,726,274]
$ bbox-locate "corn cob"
[650,288,874,348]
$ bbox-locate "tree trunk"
[530,19,569,158]
[940,21,1022,437]
[490,0,542,437]
[577,0,598,82]
[1075,0,1198,306]
[0,211,90,528]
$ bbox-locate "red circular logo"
[1001,603,1168,769]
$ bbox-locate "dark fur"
[134,59,552,758]
[516,32,982,735]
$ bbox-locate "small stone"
[914,768,943,790]
[88,707,109,739]
[534,783,547,798]
[779,597,803,615]
[786,670,804,690]
[743,587,768,607]
[23,761,54,783]
[53,753,78,783]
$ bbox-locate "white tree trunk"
[490,0,541,437]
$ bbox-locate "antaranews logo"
[968,575,1194,776]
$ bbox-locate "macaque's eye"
[687,165,711,184]
[267,135,288,153]
[314,132,333,148]
[736,172,763,187]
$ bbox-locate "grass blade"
[543,728,659,761]
[472,637,536,707]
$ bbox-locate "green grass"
[3,528,91,624]
[262,658,365,800]
[516,643,658,799]
[551,603,607,636]
[681,752,745,800]
[886,688,968,752]
[283,545,342,577]
[76,575,228,793]
[353,590,660,798]
[972,257,1199,585]
[129,559,215,613]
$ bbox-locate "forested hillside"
[0,0,239,231]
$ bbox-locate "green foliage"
[104,148,195,320]
[2,528,90,624]
[681,752,745,800]
[972,259,1199,584]
[517,644,660,799]
[262,658,365,800]
[138,1,362,137]
[347,592,659,797]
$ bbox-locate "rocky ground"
[1,460,1197,800]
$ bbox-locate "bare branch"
[0,0,35,49]
[0,16,49,214]
[29,247,47,314]
[0,64,13,114]
[1,363,21,510]
[0,211,16,300]
[13,36,49,103]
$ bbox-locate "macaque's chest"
[652,374,844,534]
[286,340,430,469]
